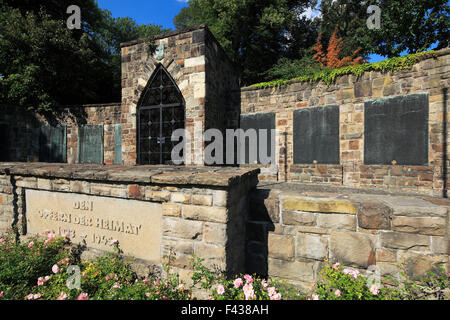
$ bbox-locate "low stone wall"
[247,187,450,291]
[0,163,259,283]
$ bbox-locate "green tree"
[174,0,317,85]
[0,0,168,111]
[319,0,449,58]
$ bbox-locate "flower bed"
[0,229,448,300]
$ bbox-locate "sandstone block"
[192,194,213,206]
[268,234,295,261]
[204,222,227,245]
[268,258,318,282]
[282,196,356,214]
[357,202,392,230]
[171,192,191,204]
[317,214,356,231]
[296,233,328,261]
[399,252,448,278]
[380,231,430,251]
[282,211,316,226]
[162,203,181,217]
[391,216,446,236]
[330,231,375,267]
[182,205,228,223]
[162,217,203,240]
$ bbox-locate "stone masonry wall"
[0,163,259,284]
[0,103,122,165]
[240,48,450,197]
[247,188,450,291]
[121,25,207,165]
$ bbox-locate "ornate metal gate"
[137,65,185,165]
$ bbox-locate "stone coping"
[0,163,260,187]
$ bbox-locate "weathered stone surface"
[162,203,181,217]
[182,205,228,223]
[380,231,430,250]
[399,252,448,277]
[330,231,375,267]
[192,194,213,206]
[391,216,446,236]
[162,217,203,240]
[282,211,315,226]
[376,249,397,262]
[357,201,392,230]
[382,197,448,217]
[283,196,357,214]
[268,234,295,261]
[26,189,162,262]
[317,214,356,231]
[268,258,318,282]
[171,192,192,204]
[296,233,328,260]
[204,222,227,244]
[431,236,448,254]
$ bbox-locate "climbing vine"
[249,50,436,90]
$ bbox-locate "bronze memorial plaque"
[25,189,161,262]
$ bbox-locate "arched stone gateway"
[137,65,185,165]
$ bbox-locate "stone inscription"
[26,190,161,262]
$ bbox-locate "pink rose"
[105,276,110,280]
[110,239,119,245]
[261,279,268,288]
[335,289,341,297]
[243,284,255,300]
[267,287,276,297]
[233,278,243,288]
[333,262,340,270]
[28,241,34,248]
[57,292,68,300]
[52,264,59,274]
[217,285,225,295]
[37,277,45,286]
[270,293,281,300]
[0,238,4,243]
[370,284,380,295]
[312,294,319,300]
[77,293,88,300]
[0,292,3,298]
[244,274,253,284]
[113,282,121,289]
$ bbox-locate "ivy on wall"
[249,50,437,89]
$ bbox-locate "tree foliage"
[312,27,364,68]
[174,0,318,85]
[319,0,449,58]
[0,0,168,112]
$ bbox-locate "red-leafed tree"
[312,26,364,68]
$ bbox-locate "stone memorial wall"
[0,163,259,281]
[241,48,450,197]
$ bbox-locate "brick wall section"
[0,103,122,165]
[0,163,259,284]
[247,189,450,291]
[240,48,450,197]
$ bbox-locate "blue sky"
[97,0,188,30]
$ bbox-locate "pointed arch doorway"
[137,65,185,165]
